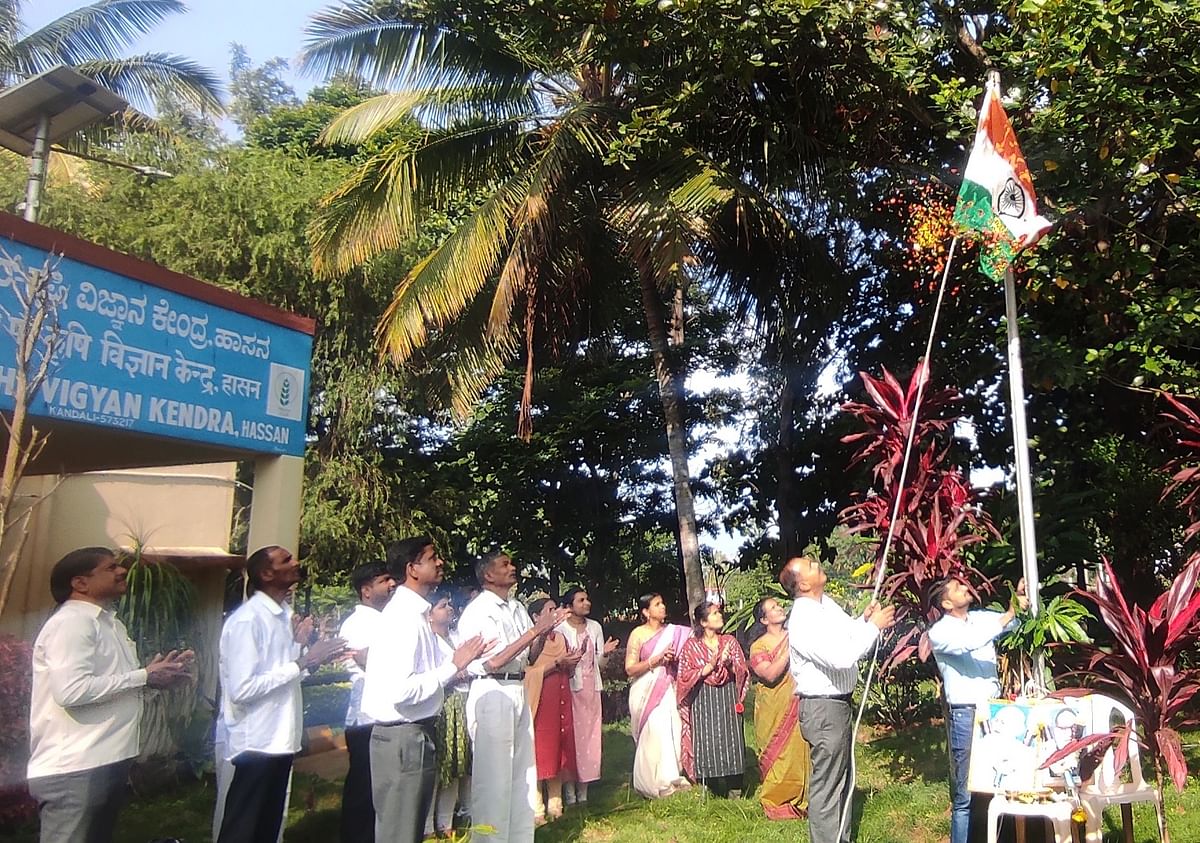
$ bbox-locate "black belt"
[798,693,853,702]
[949,703,977,710]
[486,672,524,680]
[375,716,437,729]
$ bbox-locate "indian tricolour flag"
[952,80,1053,280]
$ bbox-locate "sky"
[28,0,332,102]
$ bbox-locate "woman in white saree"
[625,593,692,798]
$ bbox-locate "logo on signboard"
[266,363,305,421]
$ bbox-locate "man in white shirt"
[27,546,193,843]
[338,560,396,843]
[781,555,895,843]
[928,576,1027,843]
[458,551,569,843]
[216,546,345,843]
[361,536,485,843]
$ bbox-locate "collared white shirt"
[28,600,147,779]
[360,585,458,724]
[787,594,880,696]
[457,589,533,676]
[555,618,604,692]
[929,609,1015,705]
[339,603,384,727]
[219,591,304,759]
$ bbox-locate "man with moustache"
[27,547,193,843]
[361,537,486,842]
[457,551,570,842]
[217,546,346,843]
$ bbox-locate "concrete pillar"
[246,454,304,556]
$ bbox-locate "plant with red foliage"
[1043,393,1200,843]
[0,633,34,825]
[839,361,997,659]
[1161,392,1200,542]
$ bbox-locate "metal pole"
[1004,266,1041,618]
[24,112,51,223]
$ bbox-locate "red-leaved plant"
[1044,393,1200,843]
[839,361,997,665]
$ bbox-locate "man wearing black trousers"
[216,546,345,843]
[338,561,396,843]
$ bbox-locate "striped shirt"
[787,594,880,696]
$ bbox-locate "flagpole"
[1003,265,1041,620]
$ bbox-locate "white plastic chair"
[986,792,1100,843]
[1080,695,1161,842]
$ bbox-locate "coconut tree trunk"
[639,271,705,612]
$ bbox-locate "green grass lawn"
[5,723,1197,842]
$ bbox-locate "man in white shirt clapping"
[27,547,193,843]
[216,546,346,843]
[781,555,895,843]
[458,551,570,843]
[361,537,486,843]
[338,561,396,843]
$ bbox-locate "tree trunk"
[639,271,705,612]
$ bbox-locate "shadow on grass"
[862,720,949,785]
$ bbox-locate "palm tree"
[300,2,795,611]
[1,0,222,140]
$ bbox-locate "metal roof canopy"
[0,65,127,156]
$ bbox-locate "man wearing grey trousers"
[360,537,485,842]
[781,555,895,843]
[27,547,193,843]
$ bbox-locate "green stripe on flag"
[953,179,1016,281]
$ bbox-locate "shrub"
[0,633,34,825]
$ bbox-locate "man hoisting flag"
[952,77,1054,280]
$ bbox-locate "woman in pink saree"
[624,593,691,799]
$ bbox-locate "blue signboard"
[0,236,312,456]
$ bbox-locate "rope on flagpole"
[838,234,960,841]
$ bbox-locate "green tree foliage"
[228,44,298,132]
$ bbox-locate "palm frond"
[12,0,188,75]
[311,120,526,275]
[320,83,536,143]
[420,289,521,420]
[0,0,21,65]
[300,2,528,90]
[77,54,224,114]
[487,100,614,337]
[375,174,528,364]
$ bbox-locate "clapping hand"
[292,615,315,646]
[145,649,195,688]
[602,636,620,655]
[535,606,571,636]
[300,636,347,671]
[451,634,490,671]
[558,645,584,672]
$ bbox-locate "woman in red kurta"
[524,597,580,824]
[676,602,749,797]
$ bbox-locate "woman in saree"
[524,597,581,824]
[748,596,810,820]
[427,589,472,838]
[677,602,750,797]
[625,593,692,799]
